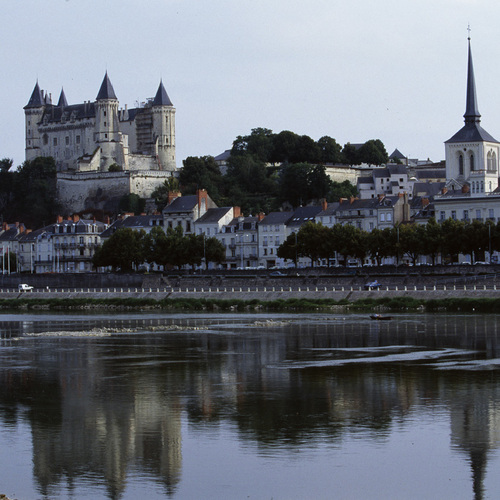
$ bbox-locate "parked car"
[18,283,34,292]
[364,280,381,290]
[269,271,285,277]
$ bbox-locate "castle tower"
[152,80,176,171]
[24,81,46,161]
[95,72,125,171]
[445,37,500,195]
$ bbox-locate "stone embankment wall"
[1,270,499,301]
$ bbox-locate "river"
[0,311,499,499]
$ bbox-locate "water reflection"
[0,313,499,499]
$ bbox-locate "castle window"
[459,155,463,175]
[65,136,70,145]
[43,134,48,145]
[53,137,57,146]
[105,134,107,139]
[104,111,106,117]
[470,154,474,171]
[76,135,81,144]
[104,122,107,127]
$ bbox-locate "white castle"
[24,73,177,213]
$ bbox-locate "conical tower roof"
[24,81,44,108]
[153,80,173,106]
[96,72,117,100]
[446,37,499,144]
[57,88,68,107]
[464,38,480,124]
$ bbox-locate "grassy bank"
[1,296,500,313]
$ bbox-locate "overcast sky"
[2,0,499,168]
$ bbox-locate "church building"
[434,36,500,232]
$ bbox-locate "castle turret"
[152,80,176,171]
[24,81,45,160]
[95,72,125,170]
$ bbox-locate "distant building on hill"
[24,74,177,213]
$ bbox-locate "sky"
[2,0,500,169]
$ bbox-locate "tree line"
[279,218,499,266]
[92,226,226,272]
[153,127,387,216]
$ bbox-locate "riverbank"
[0,294,499,313]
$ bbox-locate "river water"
[0,311,499,500]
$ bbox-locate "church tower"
[445,36,500,195]
[151,80,176,171]
[95,73,126,171]
[24,81,46,161]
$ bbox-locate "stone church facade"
[24,74,177,213]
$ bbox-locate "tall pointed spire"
[153,80,173,106]
[464,36,481,124]
[57,88,68,107]
[96,72,117,100]
[25,81,44,108]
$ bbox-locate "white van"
[18,284,34,292]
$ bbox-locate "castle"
[24,73,177,213]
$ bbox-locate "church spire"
[464,36,481,124]
[57,88,68,107]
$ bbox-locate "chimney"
[257,212,265,221]
[349,196,357,204]
[441,187,448,195]
[378,194,384,201]
[422,198,430,207]
[233,206,241,218]
[104,216,111,225]
[339,197,347,204]
[73,214,80,222]
[462,184,470,193]
[57,215,63,224]
[321,198,328,211]
[67,215,72,221]
[1,222,8,231]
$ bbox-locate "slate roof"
[336,198,380,212]
[372,168,390,178]
[316,202,339,217]
[96,72,117,100]
[42,102,96,123]
[415,169,446,180]
[445,123,499,144]
[153,81,173,106]
[412,182,445,198]
[196,207,232,224]
[99,215,155,238]
[287,206,323,227]
[389,148,406,160]
[57,88,68,107]
[214,150,232,162]
[387,164,408,175]
[259,211,293,226]
[25,82,44,108]
[163,195,198,213]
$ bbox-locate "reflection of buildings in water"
[449,380,500,500]
[24,342,184,499]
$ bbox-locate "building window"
[464,210,469,221]
[470,154,474,171]
[380,213,385,222]
[451,211,456,220]
[476,209,481,219]
[489,209,494,219]
[459,154,464,175]
[53,137,57,146]
[76,135,81,144]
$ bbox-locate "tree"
[119,193,146,214]
[179,156,224,204]
[357,139,389,166]
[279,163,311,207]
[0,158,13,173]
[341,143,361,166]
[150,177,180,210]
[367,228,393,265]
[271,130,300,164]
[463,220,489,262]
[422,218,442,265]
[441,219,465,263]
[205,237,226,267]
[231,127,274,162]
[327,180,357,203]
[296,222,331,266]
[277,233,299,266]
[93,228,146,271]
[317,136,342,164]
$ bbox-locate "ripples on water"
[0,312,499,499]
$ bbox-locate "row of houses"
[0,188,416,274]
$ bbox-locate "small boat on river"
[370,314,393,321]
